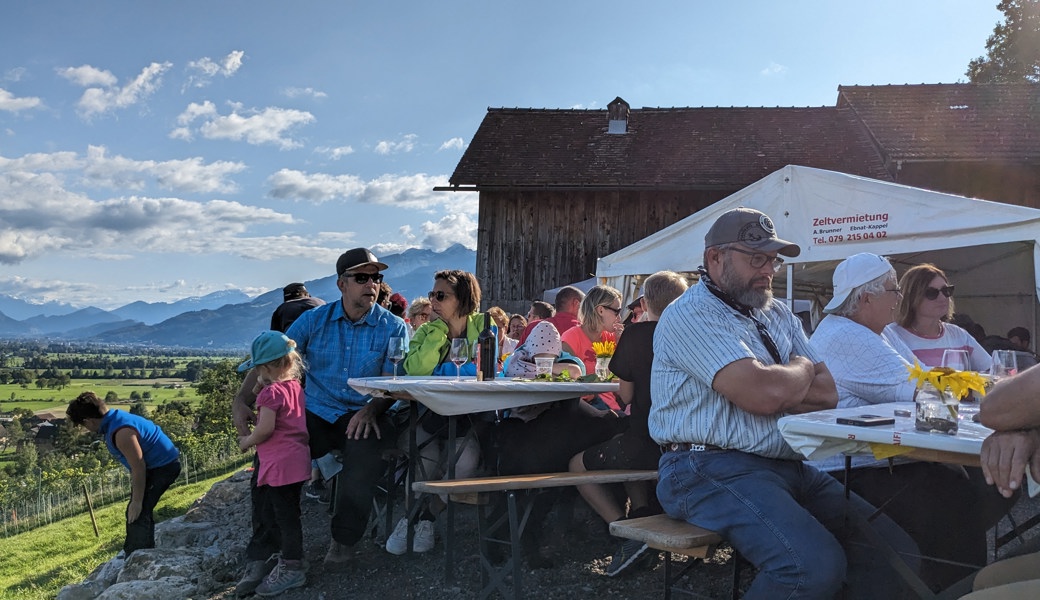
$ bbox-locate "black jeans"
[245,455,281,561]
[307,409,398,546]
[124,459,181,556]
[253,481,305,560]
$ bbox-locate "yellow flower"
[906,361,987,400]
[592,339,616,358]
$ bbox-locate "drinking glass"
[449,338,469,381]
[534,356,554,378]
[992,349,1019,379]
[941,349,970,371]
[388,337,407,380]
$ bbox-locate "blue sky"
[0,1,1001,309]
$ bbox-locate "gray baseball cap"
[705,207,800,257]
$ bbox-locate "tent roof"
[597,165,1040,277]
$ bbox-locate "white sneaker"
[385,517,436,555]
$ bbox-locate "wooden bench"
[412,469,658,600]
[610,514,742,600]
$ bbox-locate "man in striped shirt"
[650,208,917,599]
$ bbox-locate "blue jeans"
[657,449,918,600]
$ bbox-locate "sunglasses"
[600,305,621,316]
[428,290,455,302]
[923,285,955,300]
[343,272,384,285]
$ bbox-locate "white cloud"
[80,145,246,194]
[266,170,477,212]
[314,145,355,160]
[57,65,118,87]
[173,102,315,149]
[0,88,42,112]
[760,62,788,77]
[374,133,417,155]
[284,87,327,99]
[73,62,173,118]
[0,145,271,266]
[0,146,245,194]
[438,137,465,151]
[4,67,27,82]
[418,213,478,251]
[185,50,246,89]
[266,169,365,202]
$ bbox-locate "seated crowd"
[228,221,1036,598]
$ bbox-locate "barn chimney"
[607,96,629,134]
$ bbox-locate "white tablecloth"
[778,402,990,462]
[348,376,620,416]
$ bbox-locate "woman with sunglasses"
[389,269,490,556]
[561,285,626,411]
[884,263,991,371]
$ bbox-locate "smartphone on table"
[836,414,895,427]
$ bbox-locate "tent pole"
[786,264,794,310]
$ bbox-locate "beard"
[719,257,773,310]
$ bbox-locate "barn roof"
[837,83,1040,162]
[449,103,891,189]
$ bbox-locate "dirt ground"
[204,479,1040,600]
[205,487,746,600]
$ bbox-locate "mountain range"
[0,245,476,350]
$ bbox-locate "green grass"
[0,380,201,414]
[0,465,245,600]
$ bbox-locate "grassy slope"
[0,467,241,600]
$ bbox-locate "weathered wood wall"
[893,162,1040,208]
[476,189,729,313]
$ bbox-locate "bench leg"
[475,491,529,600]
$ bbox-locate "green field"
[0,380,202,414]
[0,465,244,600]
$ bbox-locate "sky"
[0,1,1003,310]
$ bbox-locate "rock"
[96,576,196,600]
[57,470,255,600]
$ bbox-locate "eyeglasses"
[428,290,455,302]
[726,247,784,273]
[600,305,621,316]
[342,272,384,285]
[414,312,432,321]
[923,285,955,300]
[884,286,903,296]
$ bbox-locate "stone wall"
[58,469,254,600]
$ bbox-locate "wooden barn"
[441,84,1040,313]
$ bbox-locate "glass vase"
[914,383,958,435]
[595,356,611,380]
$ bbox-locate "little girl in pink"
[237,331,310,597]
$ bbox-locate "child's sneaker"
[255,558,305,597]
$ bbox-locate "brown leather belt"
[660,442,724,453]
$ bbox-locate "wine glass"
[388,337,407,380]
[992,349,1019,379]
[449,338,469,381]
[941,349,970,371]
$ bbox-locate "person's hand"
[345,404,382,440]
[127,499,143,523]
[981,429,1040,498]
[232,401,256,437]
[238,435,252,452]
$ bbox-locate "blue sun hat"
[238,331,294,372]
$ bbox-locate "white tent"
[596,165,1040,338]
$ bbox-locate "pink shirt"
[255,380,311,487]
